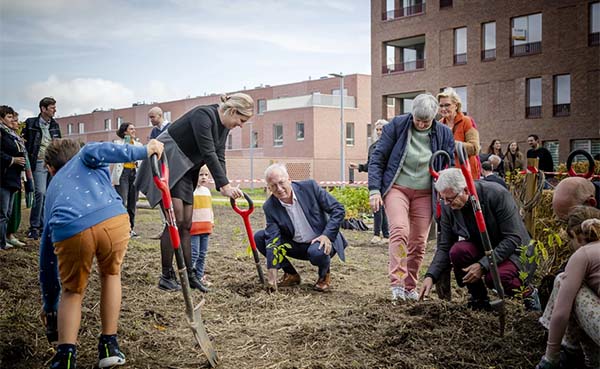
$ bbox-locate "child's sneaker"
[98,335,126,368]
[50,344,77,369]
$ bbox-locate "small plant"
[514,230,560,298]
[266,236,292,266]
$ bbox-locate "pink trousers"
[384,185,432,291]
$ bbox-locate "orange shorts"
[54,213,130,294]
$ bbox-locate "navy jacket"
[22,115,61,164]
[149,122,171,140]
[368,113,455,206]
[262,180,347,264]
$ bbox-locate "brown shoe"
[313,272,331,292]
[278,273,301,287]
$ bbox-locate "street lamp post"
[329,73,345,186]
[249,121,254,190]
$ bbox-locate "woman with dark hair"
[111,122,143,237]
[136,93,253,292]
[504,141,525,172]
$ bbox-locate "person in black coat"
[419,168,530,310]
[481,159,507,189]
[136,93,252,292]
[0,106,26,250]
[349,119,389,244]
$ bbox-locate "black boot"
[158,269,181,291]
[188,271,209,293]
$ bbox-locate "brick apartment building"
[55,74,373,186]
[371,0,600,165]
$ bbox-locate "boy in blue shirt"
[40,138,163,369]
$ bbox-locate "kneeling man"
[254,163,347,292]
[420,168,531,309]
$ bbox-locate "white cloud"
[26,75,135,116]
[17,109,35,120]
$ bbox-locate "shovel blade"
[490,299,506,337]
[187,304,220,367]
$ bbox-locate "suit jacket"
[262,180,347,262]
[426,181,530,281]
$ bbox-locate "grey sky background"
[0,0,370,118]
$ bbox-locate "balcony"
[511,41,542,57]
[453,53,467,65]
[526,106,542,119]
[266,94,356,112]
[382,3,425,21]
[481,49,496,61]
[553,103,570,117]
[590,32,600,46]
[383,59,426,74]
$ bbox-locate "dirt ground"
[0,204,546,369]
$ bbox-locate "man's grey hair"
[411,93,439,122]
[264,163,289,181]
[488,154,501,169]
[434,168,467,194]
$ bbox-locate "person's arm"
[544,251,588,361]
[357,143,376,172]
[463,121,480,156]
[477,189,525,271]
[313,180,345,242]
[368,122,394,195]
[190,110,229,190]
[79,142,149,168]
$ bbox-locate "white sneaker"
[405,289,419,301]
[371,235,382,244]
[391,286,406,302]
[380,237,389,244]
[7,237,25,247]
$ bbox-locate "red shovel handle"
[566,149,595,178]
[150,154,180,250]
[230,192,255,216]
[230,192,265,284]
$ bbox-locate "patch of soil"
[0,205,545,369]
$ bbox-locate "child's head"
[198,165,210,186]
[44,139,81,175]
[567,205,600,249]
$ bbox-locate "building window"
[332,88,348,96]
[273,124,283,147]
[543,141,559,170]
[383,35,426,73]
[526,77,542,118]
[251,131,258,148]
[296,121,305,141]
[67,123,73,135]
[402,98,414,114]
[257,99,267,114]
[104,118,111,131]
[454,27,467,65]
[117,116,123,127]
[571,139,600,158]
[78,122,85,134]
[591,2,600,46]
[164,111,172,122]
[511,13,542,56]
[453,86,468,115]
[382,0,425,21]
[387,97,395,107]
[553,74,571,117]
[227,134,233,150]
[440,0,452,8]
[346,122,355,146]
[481,22,496,60]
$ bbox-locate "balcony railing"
[453,53,467,65]
[440,0,453,8]
[481,49,496,61]
[590,32,600,46]
[526,106,542,118]
[382,3,425,21]
[383,59,426,74]
[511,41,542,57]
[553,103,570,117]
[266,94,356,112]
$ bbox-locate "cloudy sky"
[0,0,370,118]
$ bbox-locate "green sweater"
[394,126,432,190]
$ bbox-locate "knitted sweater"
[190,185,214,236]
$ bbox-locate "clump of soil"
[0,206,545,368]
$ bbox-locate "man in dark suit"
[148,106,170,140]
[254,163,347,292]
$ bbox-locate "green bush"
[329,186,370,219]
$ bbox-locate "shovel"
[566,149,595,178]
[230,192,266,285]
[455,141,507,337]
[150,154,220,367]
